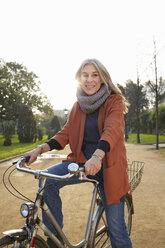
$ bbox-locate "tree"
[0,60,54,144]
[146,76,165,148]
[145,39,165,149]
[2,120,15,146]
[0,61,15,121]
[140,110,153,134]
[0,60,53,121]
[146,77,165,105]
[136,75,141,143]
[147,104,165,135]
[117,84,129,141]
[17,105,37,143]
[125,80,148,142]
[159,105,165,134]
[47,115,61,139]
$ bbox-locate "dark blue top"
[82,110,100,159]
[47,109,110,155]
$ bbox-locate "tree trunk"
[136,76,141,144]
[155,88,159,149]
[154,40,159,150]
[137,109,140,143]
[124,114,128,141]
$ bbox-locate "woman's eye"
[93,74,98,77]
[82,74,88,77]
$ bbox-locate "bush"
[1,120,15,146]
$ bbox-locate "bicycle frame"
[2,158,134,248]
[36,177,100,248]
[3,158,104,248]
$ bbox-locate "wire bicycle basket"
[127,161,144,192]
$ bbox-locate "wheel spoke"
[91,196,132,248]
[95,232,106,246]
[100,237,110,248]
[94,225,110,247]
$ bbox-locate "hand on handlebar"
[84,156,102,176]
[23,148,40,166]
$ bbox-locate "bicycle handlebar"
[14,157,90,182]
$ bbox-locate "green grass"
[126,133,165,144]
[0,135,48,160]
[0,133,165,160]
[126,133,165,157]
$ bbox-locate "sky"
[1,0,165,110]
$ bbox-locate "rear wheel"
[89,204,110,248]
[90,194,133,247]
[0,234,49,248]
[125,194,133,235]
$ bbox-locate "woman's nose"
[86,76,92,82]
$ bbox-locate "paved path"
[0,144,165,247]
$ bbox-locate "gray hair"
[75,58,129,113]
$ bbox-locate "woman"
[25,58,132,248]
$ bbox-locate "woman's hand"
[23,147,41,166]
[84,149,105,176]
[24,143,50,165]
[84,156,102,176]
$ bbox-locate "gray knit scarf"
[76,84,111,114]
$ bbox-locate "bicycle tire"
[89,204,110,248]
[89,195,132,248]
[0,234,49,248]
[125,194,133,235]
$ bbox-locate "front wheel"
[0,234,49,248]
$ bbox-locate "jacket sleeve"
[51,122,69,149]
[50,102,78,149]
[100,95,125,151]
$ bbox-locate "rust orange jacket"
[52,94,130,205]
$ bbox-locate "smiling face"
[80,64,103,95]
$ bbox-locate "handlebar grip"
[12,156,30,165]
[24,156,30,163]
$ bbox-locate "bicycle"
[0,157,144,248]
